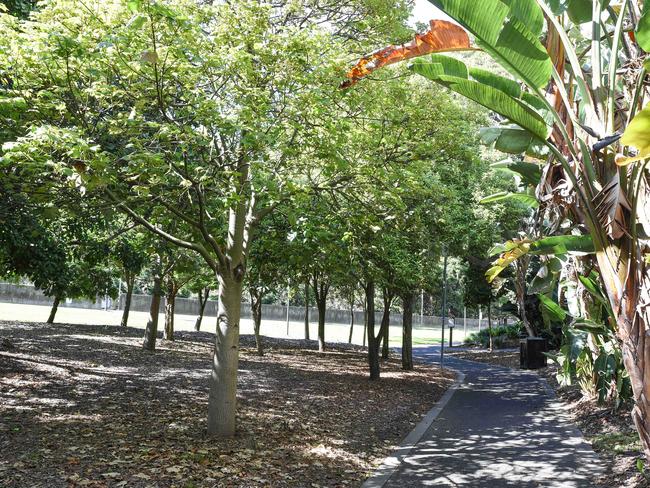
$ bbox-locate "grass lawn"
[0,302,478,348]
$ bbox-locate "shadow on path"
[380,346,602,488]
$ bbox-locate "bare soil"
[0,320,454,487]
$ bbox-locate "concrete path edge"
[361,368,467,488]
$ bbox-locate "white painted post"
[478,306,482,332]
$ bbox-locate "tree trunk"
[194,287,210,331]
[163,280,177,341]
[362,301,367,347]
[402,292,414,370]
[381,288,394,360]
[312,276,329,352]
[120,274,135,328]
[250,289,264,356]
[487,298,493,352]
[515,257,535,336]
[143,272,162,351]
[348,300,354,344]
[47,295,61,324]
[316,296,326,352]
[365,281,380,380]
[304,280,310,340]
[207,272,243,437]
[595,246,650,461]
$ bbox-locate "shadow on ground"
[0,321,453,487]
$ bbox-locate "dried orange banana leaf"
[341,19,472,89]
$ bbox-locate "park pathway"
[364,346,604,488]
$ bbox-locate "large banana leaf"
[561,0,611,24]
[489,159,543,185]
[616,103,650,166]
[411,56,550,139]
[427,0,552,89]
[637,8,650,52]
[480,127,549,160]
[502,0,544,35]
[480,191,539,207]
[486,234,594,282]
[528,234,595,254]
[539,294,568,322]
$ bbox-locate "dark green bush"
[464,323,524,348]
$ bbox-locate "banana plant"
[547,271,632,407]
[412,0,650,459]
[343,0,650,460]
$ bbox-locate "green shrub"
[464,323,524,348]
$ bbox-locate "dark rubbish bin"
[520,337,548,369]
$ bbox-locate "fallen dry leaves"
[448,349,520,369]
[0,321,454,487]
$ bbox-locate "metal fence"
[0,282,492,330]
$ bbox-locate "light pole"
[286,283,290,336]
[440,245,448,368]
[420,289,424,327]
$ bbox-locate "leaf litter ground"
[0,320,454,487]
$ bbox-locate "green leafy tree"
[0,0,410,436]
[111,231,148,328]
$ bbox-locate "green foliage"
[1,0,36,18]
[411,56,550,139]
[464,323,524,348]
[428,0,552,88]
[545,273,632,408]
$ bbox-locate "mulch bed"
[539,365,649,488]
[0,320,454,487]
[448,348,520,369]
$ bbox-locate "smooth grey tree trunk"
[207,273,243,437]
[381,310,390,359]
[362,301,367,347]
[381,289,393,360]
[164,287,176,341]
[317,297,326,352]
[365,282,380,380]
[348,301,354,344]
[304,280,310,340]
[194,287,210,331]
[250,289,264,355]
[312,276,329,352]
[143,273,162,351]
[120,275,135,328]
[47,295,61,324]
[402,292,414,370]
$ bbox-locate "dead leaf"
[593,173,631,240]
[340,20,471,89]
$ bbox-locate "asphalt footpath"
[364,345,604,488]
